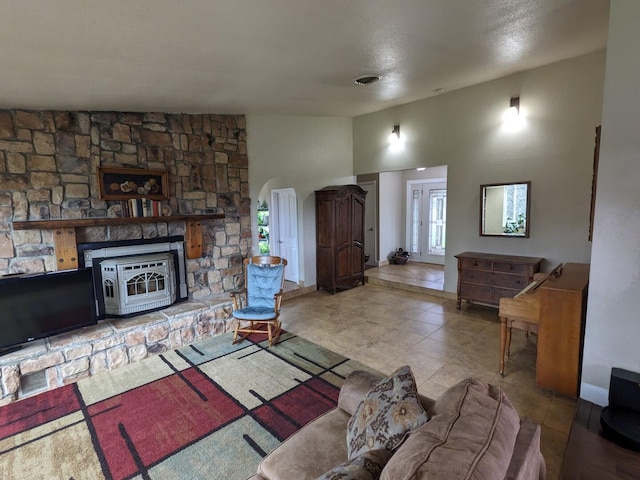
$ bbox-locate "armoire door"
[351,192,365,277]
[335,194,352,283]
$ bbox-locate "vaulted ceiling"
[0,0,609,117]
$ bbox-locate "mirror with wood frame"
[480,181,531,237]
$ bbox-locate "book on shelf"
[119,199,164,218]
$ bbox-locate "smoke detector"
[353,75,381,86]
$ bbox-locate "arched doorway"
[257,181,299,284]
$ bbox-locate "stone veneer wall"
[0,296,236,405]
[0,109,251,295]
[0,109,253,404]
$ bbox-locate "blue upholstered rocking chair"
[231,255,287,347]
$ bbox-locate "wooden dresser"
[455,252,543,309]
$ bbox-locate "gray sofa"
[247,370,546,480]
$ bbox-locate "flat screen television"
[0,268,97,354]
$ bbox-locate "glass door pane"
[410,189,420,254]
[428,189,446,255]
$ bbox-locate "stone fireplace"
[0,108,252,404]
[0,109,251,297]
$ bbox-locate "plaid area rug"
[0,332,372,480]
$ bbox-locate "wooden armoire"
[315,185,367,294]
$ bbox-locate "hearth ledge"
[0,293,235,405]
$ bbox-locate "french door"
[408,181,447,265]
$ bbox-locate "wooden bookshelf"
[11,214,225,269]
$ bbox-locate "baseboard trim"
[580,382,609,407]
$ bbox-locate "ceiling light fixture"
[354,75,381,86]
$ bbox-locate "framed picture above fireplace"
[98,166,169,200]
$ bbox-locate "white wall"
[246,115,354,286]
[378,171,404,261]
[582,1,640,406]
[354,51,605,292]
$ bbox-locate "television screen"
[0,268,97,351]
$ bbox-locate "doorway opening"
[358,166,447,292]
[358,180,377,268]
[407,178,447,266]
[270,187,299,284]
[257,182,300,286]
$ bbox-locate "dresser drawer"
[459,258,492,271]
[459,283,492,303]
[493,262,532,275]
[459,269,494,285]
[493,273,529,289]
[491,287,520,304]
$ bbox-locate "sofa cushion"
[258,408,351,480]
[346,366,428,459]
[316,449,393,480]
[380,377,522,480]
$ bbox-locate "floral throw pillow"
[315,449,393,480]
[346,365,428,459]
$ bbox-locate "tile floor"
[279,272,574,480]
[366,262,445,291]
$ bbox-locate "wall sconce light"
[502,95,525,131]
[389,124,401,144]
[507,96,520,117]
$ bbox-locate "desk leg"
[499,316,507,376]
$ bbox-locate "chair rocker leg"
[233,320,256,345]
[233,318,282,347]
[269,320,282,347]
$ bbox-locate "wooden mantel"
[12,214,225,269]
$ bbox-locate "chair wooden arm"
[230,288,247,310]
[273,290,284,312]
